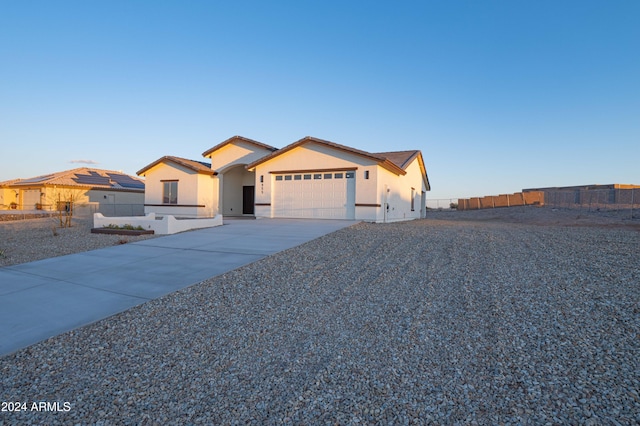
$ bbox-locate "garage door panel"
[273,171,355,219]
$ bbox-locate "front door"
[242,186,255,215]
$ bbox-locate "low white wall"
[93,213,223,235]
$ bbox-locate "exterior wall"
[252,143,427,223]
[252,143,380,220]
[376,158,427,222]
[142,162,216,217]
[221,165,254,216]
[0,185,143,218]
[209,141,273,172]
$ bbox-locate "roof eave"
[202,135,278,158]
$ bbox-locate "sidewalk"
[0,218,355,356]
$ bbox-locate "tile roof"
[137,156,215,177]
[247,136,416,176]
[1,168,145,191]
[373,150,420,170]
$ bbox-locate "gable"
[137,156,214,178]
[202,136,277,172]
[249,141,381,173]
[247,137,408,175]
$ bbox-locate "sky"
[1,1,638,200]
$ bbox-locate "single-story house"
[137,135,430,222]
[0,168,145,216]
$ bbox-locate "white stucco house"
[137,135,430,222]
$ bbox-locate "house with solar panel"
[0,168,145,217]
[137,135,430,222]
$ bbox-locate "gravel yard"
[1,208,639,424]
[0,217,158,267]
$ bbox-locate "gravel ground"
[1,208,639,424]
[0,217,158,267]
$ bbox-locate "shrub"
[450,202,458,209]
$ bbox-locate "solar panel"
[73,174,111,185]
[19,174,54,184]
[107,173,145,189]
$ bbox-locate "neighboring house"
[0,168,145,216]
[138,135,431,222]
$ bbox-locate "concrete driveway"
[0,218,355,357]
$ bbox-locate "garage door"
[22,190,41,210]
[273,171,355,219]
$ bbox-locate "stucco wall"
[142,162,216,217]
[251,143,427,222]
[209,141,273,172]
[221,166,254,216]
[253,143,379,215]
[376,158,426,222]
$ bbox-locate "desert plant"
[0,249,6,258]
[51,226,59,236]
[104,224,144,230]
[450,202,458,209]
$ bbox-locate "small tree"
[57,193,74,228]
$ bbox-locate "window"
[163,181,178,204]
[334,173,343,179]
[284,175,292,181]
[346,172,355,178]
[411,188,415,211]
[294,174,302,180]
[314,174,322,179]
[364,170,369,179]
[275,175,283,181]
[303,174,312,180]
[324,173,332,179]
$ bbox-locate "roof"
[202,135,278,158]
[137,156,215,177]
[246,136,418,176]
[0,168,145,191]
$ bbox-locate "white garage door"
[22,190,41,210]
[273,171,355,219]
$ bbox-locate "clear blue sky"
[1,1,638,200]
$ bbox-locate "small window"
[346,172,355,178]
[314,174,322,179]
[411,188,415,211]
[294,174,302,180]
[364,170,369,179]
[163,181,178,204]
[324,173,332,179]
[284,175,292,181]
[334,173,343,179]
[275,176,283,181]
[303,174,312,180]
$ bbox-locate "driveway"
[0,218,355,356]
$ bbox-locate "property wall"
[208,141,273,172]
[94,213,223,235]
[88,189,145,216]
[457,191,544,210]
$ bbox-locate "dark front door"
[242,186,255,215]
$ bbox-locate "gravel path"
[1,213,639,424]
